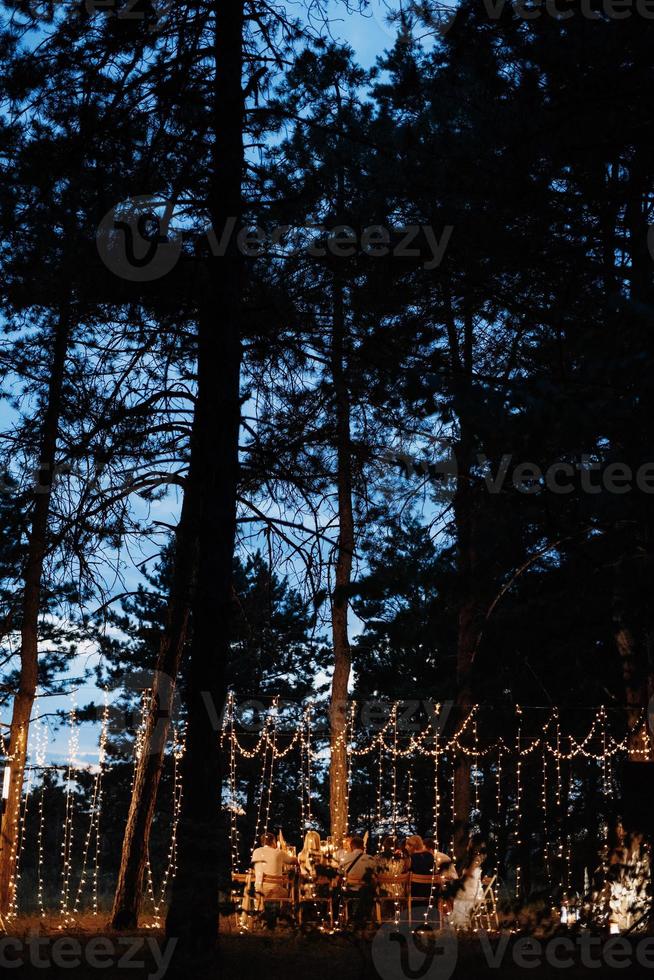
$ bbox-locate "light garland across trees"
[224,698,653,908]
[1,695,651,920]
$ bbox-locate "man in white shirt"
[251,832,294,898]
[338,836,377,892]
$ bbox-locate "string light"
[59,693,79,927]
[35,719,47,918]
[5,720,28,920]
[542,744,551,889]
[554,708,564,874]
[450,751,456,858]
[515,706,522,901]
[432,732,440,851]
[406,759,414,833]
[376,740,384,832]
[299,702,313,832]
[228,694,241,874]
[152,720,185,927]
[251,714,272,851]
[262,699,278,836]
[565,767,573,894]
[92,690,109,917]
[472,717,480,826]
[495,744,502,881]
[4,697,639,925]
[343,701,356,836]
[8,736,33,920]
[73,690,109,918]
[391,704,398,839]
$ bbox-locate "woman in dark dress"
[405,835,435,901]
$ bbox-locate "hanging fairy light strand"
[228,695,242,874]
[514,705,523,901]
[376,740,384,832]
[432,729,440,851]
[92,690,110,917]
[495,743,502,881]
[542,744,551,889]
[35,718,48,919]
[391,704,398,838]
[472,717,480,824]
[262,699,279,836]
[251,714,272,851]
[8,737,34,921]
[59,693,79,927]
[406,759,414,833]
[73,690,109,918]
[152,719,186,926]
[218,695,651,917]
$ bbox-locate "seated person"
[405,835,435,897]
[423,839,456,877]
[299,829,322,879]
[436,856,458,883]
[376,836,409,898]
[338,835,377,926]
[378,835,409,877]
[251,831,295,899]
[451,844,489,928]
[338,835,378,890]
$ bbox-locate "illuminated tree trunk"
[329,272,354,848]
[0,313,69,915]
[165,0,244,957]
[111,489,197,929]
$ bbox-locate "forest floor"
[2,916,654,978]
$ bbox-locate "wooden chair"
[230,872,250,928]
[341,874,377,925]
[375,873,410,923]
[408,873,442,929]
[472,875,499,931]
[259,873,296,924]
[297,877,335,930]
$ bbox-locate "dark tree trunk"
[165,0,244,959]
[111,488,197,929]
[0,313,70,914]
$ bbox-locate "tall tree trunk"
[165,0,244,958]
[0,313,70,915]
[111,488,197,929]
[329,273,354,848]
